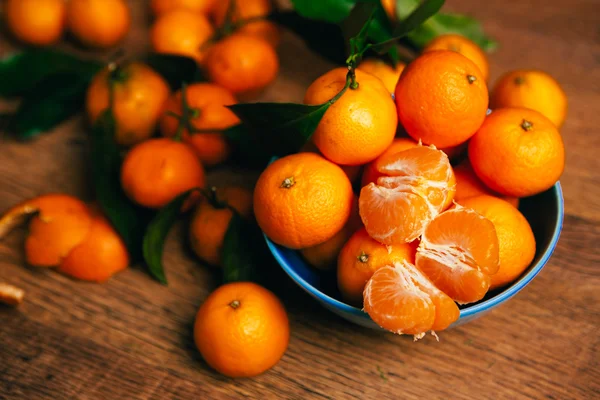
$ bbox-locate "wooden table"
[1,1,598,399]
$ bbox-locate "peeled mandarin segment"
[416,208,500,304]
[363,261,441,335]
[359,146,455,245]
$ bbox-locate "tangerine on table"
[358,58,406,94]
[304,67,397,166]
[150,0,216,16]
[363,260,460,336]
[211,0,280,47]
[254,153,354,249]
[460,195,536,289]
[469,107,565,197]
[360,137,419,187]
[86,62,171,146]
[423,34,489,81]
[490,69,568,128]
[160,83,239,167]
[58,212,129,282]
[189,187,253,267]
[359,146,456,245]
[5,0,66,46]
[337,228,416,306]
[67,0,130,48]
[300,195,361,271]
[194,282,289,378]
[416,207,500,304]
[120,138,205,209]
[0,194,93,267]
[204,34,279,99]
[453,160,519,208]
[395,50,488,148]
[150,9,214,65]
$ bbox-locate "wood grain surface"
[1,1,599,399]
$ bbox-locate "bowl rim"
[265,182,564,320]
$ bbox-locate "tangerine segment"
[58,214,129,282]
[363,260,459,335]
[416,207,500,304]
[359,146,455,244]
[0,194,93,267]
[337,228,416,306]
[361,137,419,187]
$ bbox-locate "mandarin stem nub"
[280,177,295,189]
[521,119,533,131]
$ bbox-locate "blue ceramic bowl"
[265,182,564,330]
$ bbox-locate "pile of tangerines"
[256,35,566,339]
[1,0,567,379]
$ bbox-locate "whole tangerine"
[490,69,568,128]
[304,67,397,166]
[150,9,214,65]
[194,282,289,378]
[189,187,253,267]
[86,62,171,146]
[254,153,354,249]
[358,58,406,94]
[121,138,206,209]
[469,107,565,197]
[5,0,66,46]
[160,83,239,167]
[150,0,216,16]
[395,50,488,148]
[204,34,279,99]
[67,0,130,48]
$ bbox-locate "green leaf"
[141,53,201,90]
[222,213,261,283]
[227,101,333,156]
[392,0,445,39]
[91,110,151,262]
[341,1,377,61]
[269,11,346,65]
[222,124,273,168]
[143,190,196,285]
[9,72,93,139]
[0,49,101,98]
[290,0,357,23]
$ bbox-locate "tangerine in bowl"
[264,182,564,330]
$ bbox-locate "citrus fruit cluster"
[256,34,566,338]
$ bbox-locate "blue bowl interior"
[266,183,563,323]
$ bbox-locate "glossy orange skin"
[358,59,406,94]
[121,138,206,209]
[490,69,568,128]
[460,196,535,289]
[211,0,280,47]
[58,214,129,282]
[469,107,565,197]
[337,228,417,306]
[194,282,289,378]
[160,83,239,167]
[204,34,279,99]
[189,187,253,267]
[300,195,361,270]
[254,153,354,249]
[86,63,171,147]
[360,137,419,187]
[395,50,489,148]
[304,68,397,166]
[151,0,216,16]
[6,0,66,46]
[0,194,93,267]
[453,160,519,208]
[151,9,214,65]
[424,34,490,82]
[67,0,130,48]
